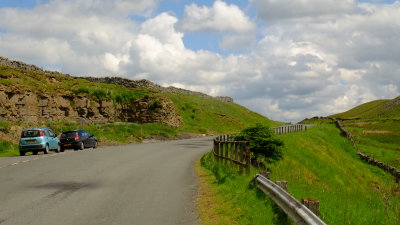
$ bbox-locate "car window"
[48,130,55,137]
[43,130,50,137]
[21,130,40,137]
[61,131,77,138]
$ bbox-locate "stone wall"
[335,119,400,183]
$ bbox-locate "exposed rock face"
[0,85,182,127]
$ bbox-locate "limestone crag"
[0,85,182,127]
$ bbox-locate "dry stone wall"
[335,119,400,183]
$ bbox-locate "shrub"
[91,89,109,100]
[72,87,90,95]
[234,123,284,163]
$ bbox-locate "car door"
[47,129,58,150]
[80,130,89,147]
[86,131,95,147]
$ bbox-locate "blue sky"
[0,0,399,122]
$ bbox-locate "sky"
[0,0,399,123]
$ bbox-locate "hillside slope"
[324,96,400,170]
[199,124,400,225]
[0,57,275,156]
[330,97,400,119]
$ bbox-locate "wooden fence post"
[301,198,320,217]
[260,170,270,179]
[239,143,244,174]
[245,142,251,175]
[276,181,288,191]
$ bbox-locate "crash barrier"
[273,124,314,135]
[254,174,327,225]
[213,134,251,175]
[336,120,400,184]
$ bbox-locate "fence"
[213,125,312,175]
[213,124,327,225]
[273,124,313,135]
[213,134,251,175]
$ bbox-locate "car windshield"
[22,130,41,138]
[61,131,77,138]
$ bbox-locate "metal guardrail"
[255,174,327,225]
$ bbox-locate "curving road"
[0,137,213,225]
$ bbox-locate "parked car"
[59,129,97,151]
[19,128,60,156]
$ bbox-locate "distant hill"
[329,97,400,119]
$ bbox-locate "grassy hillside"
[330,97,400,119]
[327,96,400,170]
[199,124,400,225]
[0,64,274,156]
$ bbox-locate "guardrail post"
[301,198,320,217]
[275,181,288,191]
[260,170,270,179]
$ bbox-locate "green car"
[18,128,60,156]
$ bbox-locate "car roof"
[61,129,86,133]
[23,128,49,131]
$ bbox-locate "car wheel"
[19,151,25,156]
[44,145,49,154]
[60,147,65,152]
[55,145,60,153]
[80,142,84,150]
[93,141,97,149]
[33,150,38,155]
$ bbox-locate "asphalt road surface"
[0,137,213,225]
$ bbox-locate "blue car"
[19,128,60,156]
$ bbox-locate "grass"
[167,93,279,134]
[0,140,18,157]
[199,152,286,225]
[198,124,400,225]
[46,121,179,144]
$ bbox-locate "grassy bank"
[198,124,400,225]
[166,93,278,134]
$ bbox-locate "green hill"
[330,97,400,119]
[0,59,276,156]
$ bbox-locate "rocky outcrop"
[82,76,234,103]
[0,56,234,103]
[0,56,71,77]
[0,85,182,127]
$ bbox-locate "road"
[0,137,213,225]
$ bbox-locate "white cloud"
[252,0,356,20]
[0,0,399,123]
[181,0,255,32]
